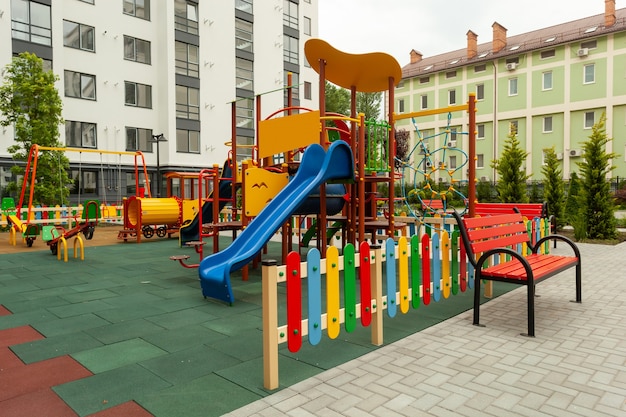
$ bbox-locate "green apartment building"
[394,0,626,183]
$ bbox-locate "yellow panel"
[258,111,321,159]
[181,199,200,224]
[244,168,289,217]
[304,39,402,93]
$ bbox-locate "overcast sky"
[318,0,623,67]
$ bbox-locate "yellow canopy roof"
[304,39,402,93]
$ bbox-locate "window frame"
[65,120,97,149]
[420,94,428,110]
[175,41,199,77]
[175,85,200,120]
[283,0,299,30]
[174,0,198,34]
[176,129,200,154]
[477,124,485,139]
[63,20,95,52]
[283,35,299,65]
[476,83,485,101]
[124,81,152,108]
[543,116,553,133]
[448,89,456,106]
[584,111,595,129]
[583,63,595,84]
[124,35,151,64]
[11,0,52,46]
[508,78,518,96]
[64,70,96,101]
[123,0,150,20]
[542,71,553,90]
[125,126,153,152]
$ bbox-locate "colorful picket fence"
[261,216,551,389]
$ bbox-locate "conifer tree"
[492,126,530,203]
[577,113,617,239]
[541,147,566,230]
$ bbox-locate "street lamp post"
[150,133,167,198]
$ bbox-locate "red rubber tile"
[0,305,11,316]
[0,347,25,370]
[87,401,155,417]
[0,389,79,417]
[0,355,92,402]
[0,325,44,348]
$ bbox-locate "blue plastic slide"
[199,141,354,304]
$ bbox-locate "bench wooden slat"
[483,254,578,280]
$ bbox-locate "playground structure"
[192,38,477,305]
[5,145,149,248]
[41,199,100,261]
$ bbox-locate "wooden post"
[370,245,384,345]
[262,260,279,390]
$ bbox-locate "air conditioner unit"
[447,141,457,148]
[569,149,582,157]
[425,160,433,168]
[480,176,490,181]
[577,48,589,57]
[506,62,517,71]
[556,152,564,160]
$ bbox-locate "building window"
[174,0,198,35]
[125,81,152,108]
[304,81,312,100]
[419,76,430,84]
[176,85,200,120]
[285,72,299,100]
[126,127,153,152]
[236,58,253,91]
[175,41,199,77]
[283,1,298,30]
[303,16,311,36]
[123,0,150,20]
[505,57,519,65]
[476,83,484,100]
[63,20,95,52]
[420,94,428,109]
[66,121,97,148]
[70,170,97,195]
[543,116,553,133]
[542,71,553,90]
[176,129,200,153]
[584,111,595,129]
[236,97,254,129]
[235,18,253,53]
[80,0,95,3]
[64,71,96,100]
[477,124,485,139]
[235,0,253,13]
[124,36,151,64]
[445,70,457,79]
[584,64,595,84]
[11,0,52,46]
[284,35,299,65]
[448,89,456,105]
[398,99,405,113]
[449,155,457,169]
[508,78,518,96]
[474,64,486,73]
[510,120,519,134]
[476,154,484,169]
[541,49,555,59]
[581,39,597,50]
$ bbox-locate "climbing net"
[395,113,470,231]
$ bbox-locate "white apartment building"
[0,0,319,203]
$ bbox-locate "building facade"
[394,0,626,183]
[1,0,319,203]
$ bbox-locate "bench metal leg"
[574,262,582,303]
[473,273,482,327]
[524,283,536,337]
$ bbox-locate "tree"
[394,129,410,169]
[576,113,617,239]
[356,91,381,121]
[491,127,530,203]
[324,81,349,116]
[541,146,566,230]
[565,171,581,226]
[0,52,69,206]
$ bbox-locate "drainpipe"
[492,60,498,183]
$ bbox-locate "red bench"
[474,202,547,219]
[452,211,581,337]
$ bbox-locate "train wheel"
[84,226,95,240]
[156,226,167,238]
[143,226,154,238]
[26,238,34,247]
[50,243,57,255]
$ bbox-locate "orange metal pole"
[387,76,396,237]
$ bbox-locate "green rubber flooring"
[0,231,511,416]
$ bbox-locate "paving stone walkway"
[227,241,626,417]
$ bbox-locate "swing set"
[13,144,150,245]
